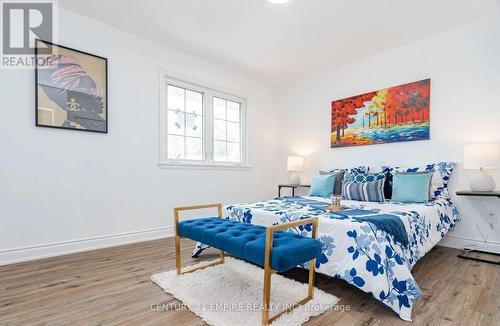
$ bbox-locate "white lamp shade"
[287,156,304,172]
[463,144,500,170]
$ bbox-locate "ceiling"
[58,0,500,85]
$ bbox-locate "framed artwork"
[331,79,430,148]
[35,39,108,133]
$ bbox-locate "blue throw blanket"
[281,197,409,247]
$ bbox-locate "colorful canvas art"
[331,79,430,148]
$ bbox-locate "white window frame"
[159,70,250,170]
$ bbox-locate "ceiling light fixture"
[268,0,291,4]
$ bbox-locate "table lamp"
[287,156,304,185]
[463,144,499,192]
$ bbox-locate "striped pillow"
[341,179,385,202]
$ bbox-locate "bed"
[193,195,459,321]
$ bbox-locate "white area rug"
[151,257,339,326]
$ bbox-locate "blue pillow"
[341,179,385,202]
[310,174,335,198]
[345,170,386,183]
[319,170,344,195]
[392,172,433,203]
[386,162,456,199]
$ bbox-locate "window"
[167,85,204,161]
[159,73,248,169]
[213,97,242,163]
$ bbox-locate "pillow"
[344,170,386,183]
[329,166,369,174]
[325,166,369,195]
[381,167,430,199]
[392,171,433,203]
[380,166,395,199]
[310,174,335,198]
[384,162,456,199]
[319,170,345,195]
[347,166,369,174]
[433,162,456,197]
[341,179,385,202]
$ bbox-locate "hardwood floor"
[1,239,499,326]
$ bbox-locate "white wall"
[0,8,280,264]
[2,9,499,266]
[278,17,500,252]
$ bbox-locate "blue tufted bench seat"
[178,217,322,272]
[173,204,321,325]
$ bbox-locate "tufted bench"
[173,204,321,325]
[178,217,322,272]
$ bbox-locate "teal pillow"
[392,172,433,203]
[310,174,335,198]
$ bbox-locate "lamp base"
[289,173,301,186]
[470,170,496,192]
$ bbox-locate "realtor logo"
[2,1,53,54]
[1,1,56,68]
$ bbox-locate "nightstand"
[278,184,311,197]
[455,190,500,265]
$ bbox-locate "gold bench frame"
[173,203,319,325]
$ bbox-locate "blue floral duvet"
[194,196,459,321]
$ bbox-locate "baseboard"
[439,235,500,253]
[4,229,497,266]
[0,226,174,266]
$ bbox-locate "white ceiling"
[58,0,500,85]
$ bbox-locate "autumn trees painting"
[331,79,430,148]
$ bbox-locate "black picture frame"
[35,39,108,133]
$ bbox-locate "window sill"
[158,161,253,171]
